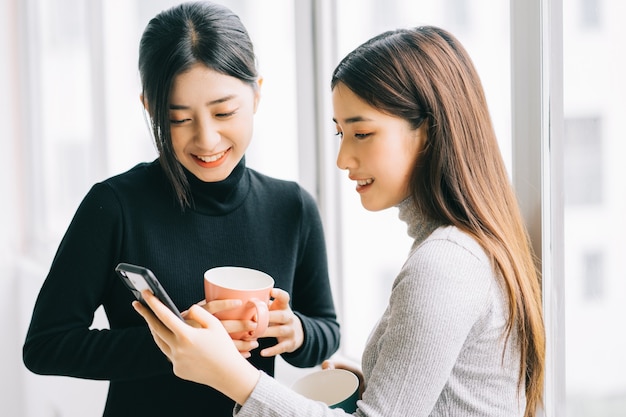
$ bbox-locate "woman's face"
[333,83,425,211]
[167,63,261,182]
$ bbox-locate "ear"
[412,122,428,156]
[252,77,263,113]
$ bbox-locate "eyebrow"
[169,94,237,110]
[332,116,374,124]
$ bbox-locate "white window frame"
[510,0,565,415]
[293,0,345,316]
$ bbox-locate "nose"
[195,116,221,150]
[336,138,355,171]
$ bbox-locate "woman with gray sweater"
[134,26,545,417]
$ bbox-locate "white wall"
[1,0,25,415]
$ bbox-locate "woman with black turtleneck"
[22,2,340,416]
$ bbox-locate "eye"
[354,133,371,139]
[169,118,190,125]
[335,131,344,138]
[215,110,237,118]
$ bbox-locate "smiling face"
[333,83,425,211]
[166,63,261,182]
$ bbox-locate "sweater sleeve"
[280,187,341,368]
[22,183,173,381]
[235,234,494,417]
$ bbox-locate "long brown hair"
[332,26,545,416]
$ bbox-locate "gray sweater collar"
[397,197,443,247]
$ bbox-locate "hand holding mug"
[323,359,365,399]
[258,287,304,358]
[199,298,260,358]
[204,266,274,341]
[292,368,360,412]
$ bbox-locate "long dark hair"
[138,1,258,208]
[332,26,545,416]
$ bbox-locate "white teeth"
[357,178,373,186]
[196,151,225,163]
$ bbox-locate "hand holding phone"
[115,262,184,320]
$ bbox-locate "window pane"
[564,0,626,415]
[564,117,603,206]
[334,0,511,360]
[32,0,94,245]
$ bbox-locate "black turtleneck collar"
[182,156,250,216]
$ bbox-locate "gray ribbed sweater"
[234,199,525,416]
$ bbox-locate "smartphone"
[115,262,184,320]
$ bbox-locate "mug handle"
[245,298,269,339]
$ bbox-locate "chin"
[360,199,387,212]
[188,168,226,183]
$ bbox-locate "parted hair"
[138,1,258,208]
[331,26,545,417]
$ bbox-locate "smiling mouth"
[355,178,374,193]
[191,148,231,168]
[357,178,374,186]
[194,150,227,163]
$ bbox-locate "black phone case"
[115,262,184,320]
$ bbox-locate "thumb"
[185,304,218,328]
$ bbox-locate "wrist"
[221,361,260,405]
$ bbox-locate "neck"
[182,156,249,215]
[397,197,442,245]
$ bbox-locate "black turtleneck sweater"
[23,158,340,416]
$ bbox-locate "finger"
[185,318,204,329]
[132,299,153,321]
[260,326,284,341]
[180,299,207,316]
[270,287,289,299]
[259,342,288,358]
[322,360,335,370]
[179,300,207,318]
[220,319,258,336]
[133,300,171,337]
[185,303,221,329]
[267,309,291,326]
[268,288,290,311]
[149,327,173,358]
[133,300,174,356]
[233,339,259,353]
[204,299,243,314]
[140,291,188,338]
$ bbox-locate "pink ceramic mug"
[204,266,274,340]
